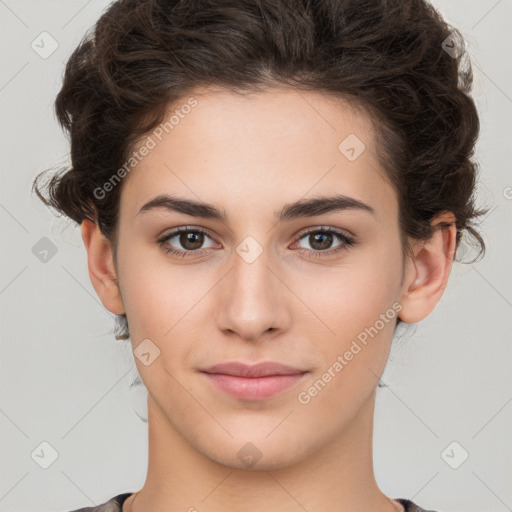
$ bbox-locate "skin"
[81,86,456,512]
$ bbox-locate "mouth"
[199,361,309,400]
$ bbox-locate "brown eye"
[307,231,335,251]
[157,227,218,258]
[293,227,356,258]
[178,230,205,250]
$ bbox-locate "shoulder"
[67,493,133,512]
[396,498,441,512]
[67,494,437,512]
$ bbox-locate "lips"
[201,361,307,377]
[199,362,309,400]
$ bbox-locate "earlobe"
[398,211,457,324]
[81,219,125,315]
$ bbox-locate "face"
[102,86,412,468]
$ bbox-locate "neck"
[125,391,402,512]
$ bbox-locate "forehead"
[120,86,397,224]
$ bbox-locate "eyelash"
[156,226,356,259]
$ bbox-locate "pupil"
[312,232,332,250]
[181,231,203,250]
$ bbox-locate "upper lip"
[200,362,308,378]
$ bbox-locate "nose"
[215,245,291,342]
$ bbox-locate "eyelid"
[156,225,220,248]
[292,224,355,242]
[158,225,217,240]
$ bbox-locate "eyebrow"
[137,193,376,222]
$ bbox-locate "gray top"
[68,492,440,511]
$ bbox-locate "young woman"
[33,0,487,511]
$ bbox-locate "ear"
[81,219,125,315]
[398,211,457,324]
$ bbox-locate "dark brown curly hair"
[33,0,488,341]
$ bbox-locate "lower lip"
[201,372,308,400]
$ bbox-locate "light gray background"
[0,1,511,511]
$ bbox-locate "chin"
[206,444,308,471]
[193,427,316,471]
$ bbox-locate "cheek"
[293,262,400,423]
[294,241,403,397]
[117,244,192,333]
[310,253,401,338]
[118,246,214,370]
